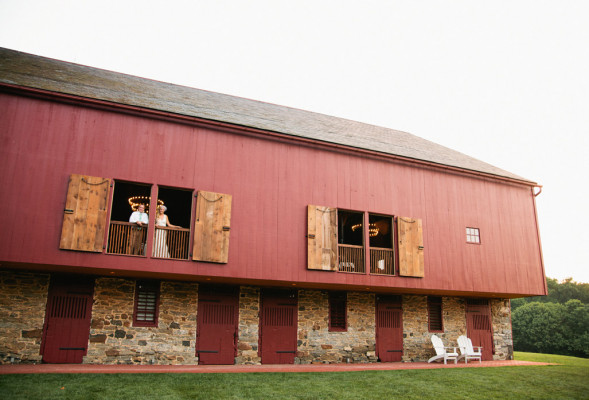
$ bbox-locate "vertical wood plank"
[193,190,232,263]
[59,174,109,252]
[75,177,90,250]
[397,217,424,277]
[307,205,337,271]
[59,175,80,250]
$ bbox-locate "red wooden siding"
[0,92,546,297]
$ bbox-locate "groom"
[129,204,149,255]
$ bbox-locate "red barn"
[0,48,546,365]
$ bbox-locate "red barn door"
[259,289,298,364]
[196,286,239,365]
[466,299,494,360]
[41,275,94,364]
[376,295,403,362]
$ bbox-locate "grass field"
[0,352,587,400]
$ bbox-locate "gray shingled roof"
[0,47,533,184]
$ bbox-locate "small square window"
[329,292,347,332]
[466,227,481,244]
[133,280,160,327]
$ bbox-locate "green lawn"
[1,352,587,400]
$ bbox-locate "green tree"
[512,302,566,354]
[511,277,589,311]
[512,300,589,358]
[562,299,589,357]
[551,278,589,304]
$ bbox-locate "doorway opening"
[107,181,152,255]
[153,186,193,259]
[337,210,364,273]
[369,214,395,275]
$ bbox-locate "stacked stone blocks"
[84,278,199,365]
[0,270,514,365]
[0,271,49,364]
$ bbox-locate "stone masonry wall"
[297,290,377,364]
[491,298,513,360]
[0,271,515,365]
[84,277,199,365]
[0,270,50,364]
[402,296,466,362]
[402,296,513,362]
[235,286,261,364]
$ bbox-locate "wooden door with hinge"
[41,275,95,363]
[60,174,110,252]
[196,285,239,365]
[466,299,494,360]
[375,295,403,362]
[397,217,424,277]
[192,191,232,263]
[259,289,298,364]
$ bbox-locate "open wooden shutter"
[397,217,424,277]
[59,174,110,252]
[307,205,337,271]
[192,191,232,263]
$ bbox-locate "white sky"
[1,1,588,283]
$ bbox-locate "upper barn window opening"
[337,210,365,273]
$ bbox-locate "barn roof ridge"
[0,47,533,184]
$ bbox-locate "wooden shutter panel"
[59,174,110,252]
[397,217,424,277]
[307,205,337,271]
[192,191,232,263]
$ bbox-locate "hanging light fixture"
[128,196,164,213]
[350,223,379,237]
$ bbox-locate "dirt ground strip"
[0,360,556,375]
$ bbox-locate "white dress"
[154,216,170,258]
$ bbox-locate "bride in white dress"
[154,205,178,258]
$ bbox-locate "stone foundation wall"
[0,270,514,365]
[401,295,428,362]
[0,270,50,364]
[84,277,198,365]
[491,298,513,360]
[235,286,261,364]
[402,296,467,361]
[297,290,377,364]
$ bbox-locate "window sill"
[133,322,158,328]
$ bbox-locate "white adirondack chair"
[457,335,482,364]
[428,334,459,364]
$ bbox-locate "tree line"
[511,278,589,358]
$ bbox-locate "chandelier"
[350,223,379,237]
[128,196,164,213]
